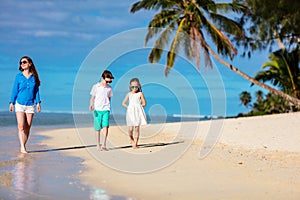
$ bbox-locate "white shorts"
[15,102,35,114]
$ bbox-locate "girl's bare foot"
[130,139,134,146]
[101,146,108,151]
[20,147,28,154]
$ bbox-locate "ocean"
[0,111,209,128]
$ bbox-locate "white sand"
[36,112,300,200]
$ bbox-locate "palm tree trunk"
[207,47,300,106]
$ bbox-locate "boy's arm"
[89,95,95,111]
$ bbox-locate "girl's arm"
[122,93,129,108]
[140,92,146,107]
[89,95,95,111]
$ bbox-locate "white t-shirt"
[90,83,113,111]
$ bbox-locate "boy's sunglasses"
[105,80,112,83]
[131,86,139,89]
[20,60,28,65]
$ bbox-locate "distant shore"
[33,112,300,199]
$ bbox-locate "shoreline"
[34,112,300,199]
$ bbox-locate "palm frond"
[165,18,186,75]
[209,12,245,40]
[130,0,179,13]
[197,30,213,69]
[190,27,201,69]
[181,29,193,61]
[145,10,179,45]
[148,23,175,63]
[204,18,237,59]
[195,0,216,12]
[191,3,238,59]
[214,2,248,14]
[149,48,164,64]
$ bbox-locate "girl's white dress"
[126,92,147,126]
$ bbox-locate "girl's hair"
[19,56,41,87]
[129,78,142,92]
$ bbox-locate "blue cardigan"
[10,73,41,106]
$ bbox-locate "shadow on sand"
[30,141,184,153]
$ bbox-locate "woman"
[9,56,41,153]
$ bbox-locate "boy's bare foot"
[96,145,101,151]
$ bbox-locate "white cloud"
[1,0,153,44]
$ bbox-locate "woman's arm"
[9,103,14,112]
[9,74,19,105]
[36,103,41,113]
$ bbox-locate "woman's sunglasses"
[20,60,28,65]
[131,86,139,89]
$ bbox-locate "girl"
[122,78,147,149]
[9,56,41,153]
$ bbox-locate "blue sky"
[1,0,272,117]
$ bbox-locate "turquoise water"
[0,111,207,128]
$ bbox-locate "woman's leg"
[16,112,26,153]
[16,112,34,153]
[24,113,34,144]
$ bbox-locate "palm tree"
[130,0,300,106]
[253,48,300,98]
[252,90,264,112]
[262,93,289,114]
[255,90,264,102]
[239,91,252,112]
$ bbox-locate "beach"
[2,112,300,199]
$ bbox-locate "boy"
[89,70,114,151]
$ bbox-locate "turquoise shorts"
[93,110,110,131]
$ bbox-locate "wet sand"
[32,112,300,200]
[0,126,124,200]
